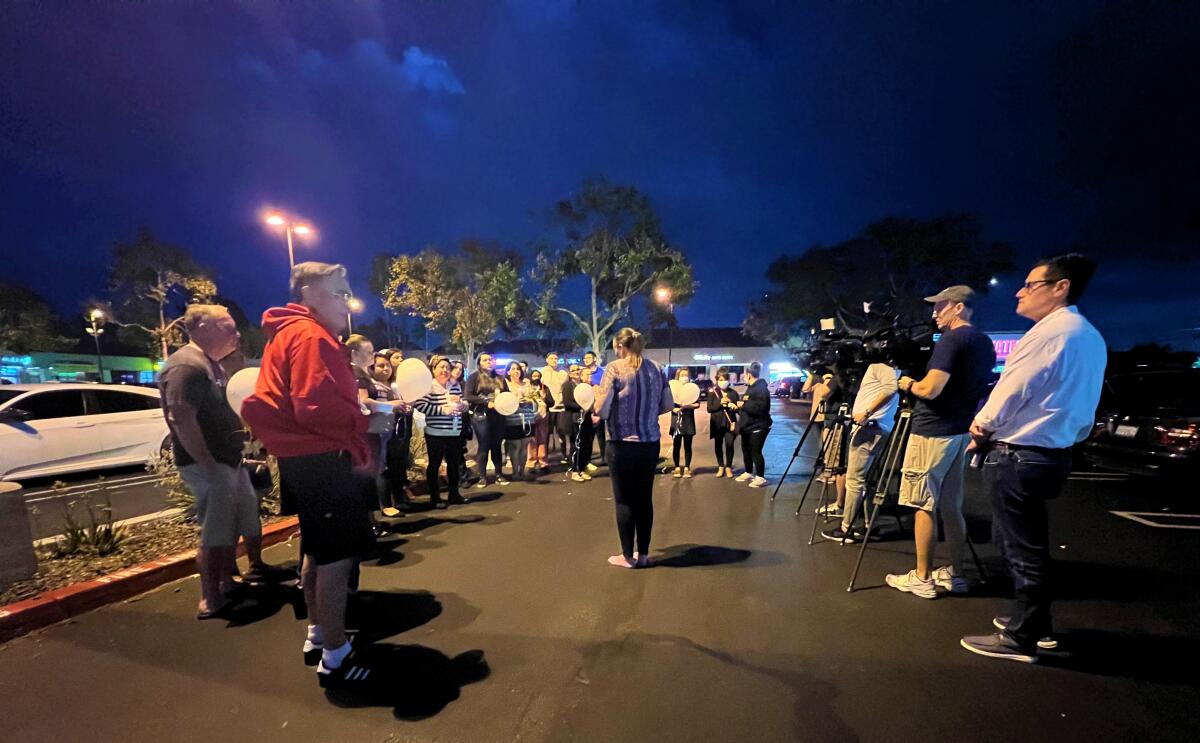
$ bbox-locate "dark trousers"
[713,430,736,467]
[560,411,579,465]
[573,415,595,472]
[985,444,1072,649]
[385,433,411,501]
[594,420,607,463]
[607,441,659,559]
[472,413,504,483]
[425,434,462,503]
[741,428,768,477]
[672,434,694,468]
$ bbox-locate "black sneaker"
[447,494,466,505]
[992,617,1058,650]
[433,500,448,510]
[821,527,860,544]
[960,633,1037,663]
[317,654,374,688]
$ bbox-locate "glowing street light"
[262,210,316,269]
[346,296,365,334]
[85,309,107,382]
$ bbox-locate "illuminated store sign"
[693,353,735,362]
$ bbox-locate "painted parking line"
[22,473,160,498]
[24,477,163,504]
[1110,511,1200,530]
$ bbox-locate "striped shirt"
[413,381,463,437]
[596,357,674,442]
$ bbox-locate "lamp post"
[263,212,315,270]
[85,309,106,383]
[655,287,674,373]
[346,297,364,335]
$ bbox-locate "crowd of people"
[158,251,1105,685]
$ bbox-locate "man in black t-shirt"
[160,305,265,618]
[885,286,996,600]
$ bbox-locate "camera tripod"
[769,401,834,502]
[842,399,988,592]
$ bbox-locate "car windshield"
[0,390,24,405]
[1104,371,1200,412]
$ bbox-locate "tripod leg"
[772,416,818,500]
[808,480,831,545]
[847,496,884,592]
[965,532,988,583]
[795,424,834,514]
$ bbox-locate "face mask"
[718,381,730,390]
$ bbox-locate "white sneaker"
[932,565,969,594]
[885,570,938,599]
[749,476,768,488]
[586,463,599,472]
[734,472,753,482]
[581,471,593,481]
[570,472,587,482]
[814,502,842,516]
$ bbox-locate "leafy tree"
[0,282,74,353]
[745,213,1014,344]
[106,229,217,359]
[383,241,526,364]
[533,178,696,357]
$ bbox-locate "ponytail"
[613,327,645,370]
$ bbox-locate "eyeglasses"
[1021,278,1063,292]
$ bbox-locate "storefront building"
[0,353,161,385]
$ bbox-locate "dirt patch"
[1,516,286,608]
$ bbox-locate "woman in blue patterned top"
[594,327,675,568]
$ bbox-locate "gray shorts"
[897,432,970,514]
[179,463,262,547]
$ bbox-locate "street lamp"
[346,296,364,334]
[85,309,106,383]
[263,211,315,269]
[654,287,674,372]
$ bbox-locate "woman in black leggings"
[707,370,740,477]
[594,327,674,568]
[669,368,699,478]
[735,362,773,488]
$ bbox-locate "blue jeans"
[984,444,1072,649]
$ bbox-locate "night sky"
[2,1,1197,349]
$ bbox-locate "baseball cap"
[924,285,977,306]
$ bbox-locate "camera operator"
[821,352,900,543]
[959,255,1105,663]
[886,286,996,600]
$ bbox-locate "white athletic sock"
[306,624,323,644]
[321,641,352,671]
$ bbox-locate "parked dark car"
[773,376,804,399]
[1081,369,1200,479]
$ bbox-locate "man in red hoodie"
[242,261,372,687]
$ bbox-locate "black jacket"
[464,369,503,415]
[707,386,741,437]
[738,378,772,434]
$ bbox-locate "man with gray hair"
[242,261,375,688]
[159,304,266,619]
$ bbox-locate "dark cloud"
[0,0,1194,351]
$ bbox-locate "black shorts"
[277,451,374,566]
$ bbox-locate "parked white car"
[0,383,169,482]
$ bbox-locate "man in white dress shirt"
[960,254,1106,663]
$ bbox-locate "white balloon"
[393,358,434,402]
[668,378,682,399]
[494,390,519,416]
[226,367,259,418]
[573,382,595,408]
[678,382,700,406]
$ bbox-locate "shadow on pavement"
[1039,630,1200,684]
[345,589,444,643]
[653,544,787,568]
[324,645,490,719]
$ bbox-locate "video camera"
[801,306,936,391]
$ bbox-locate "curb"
[0,517,299,643]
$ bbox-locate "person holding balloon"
[593,328,675,568]
[465,352,508,487]
[412,355,468,509]
[669,368,701,478]
[562,364,596,482]
[498,362,540,481]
